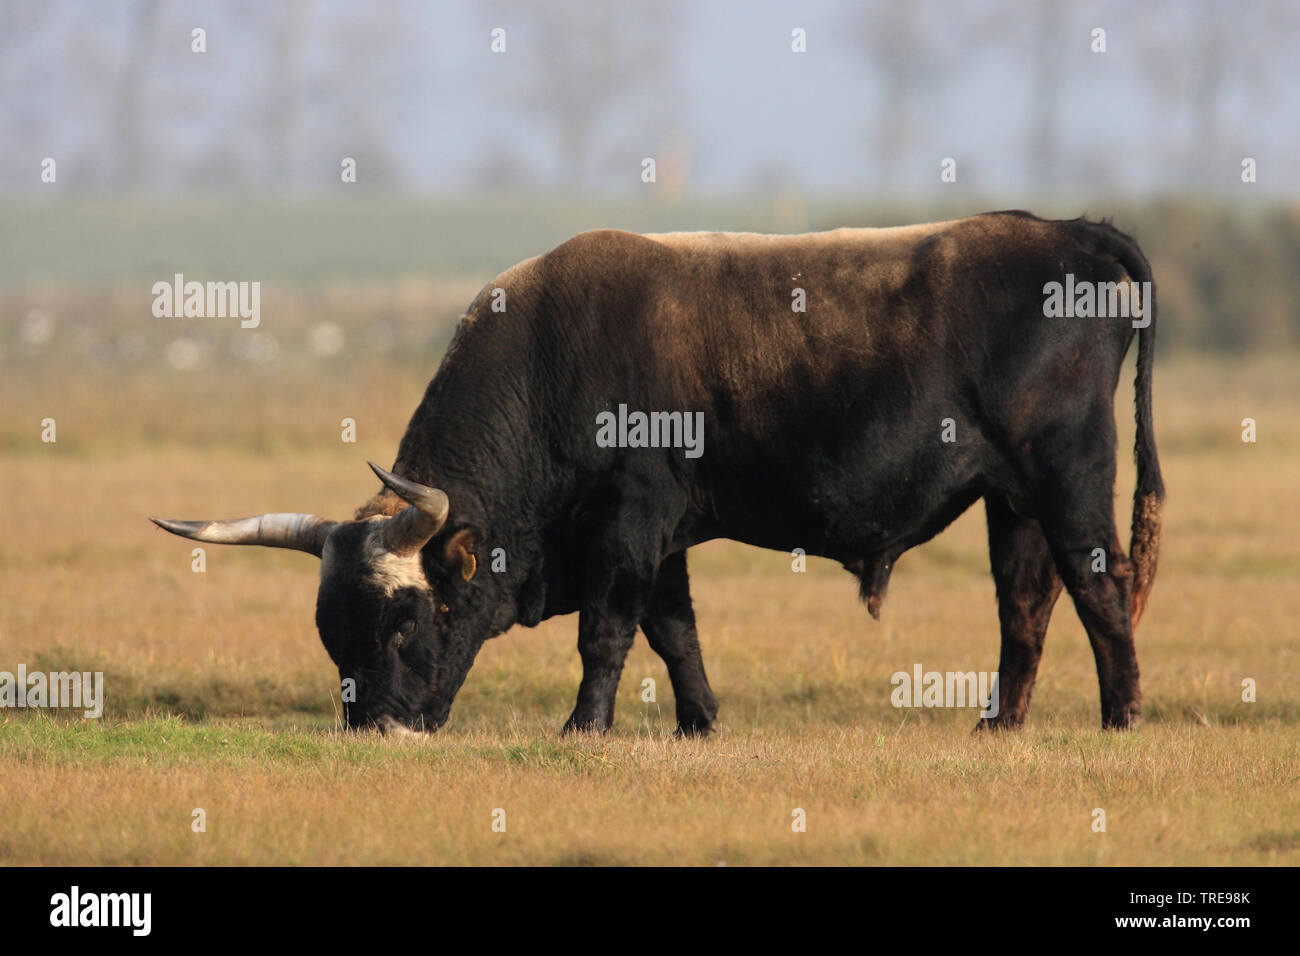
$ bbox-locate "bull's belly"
[690,478,984,560]
[689,479,983,616]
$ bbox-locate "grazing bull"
[152,211,1163,735]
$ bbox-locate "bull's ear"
[444,528,477,581]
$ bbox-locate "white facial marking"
[320,518,431,596]
[361,518,430,595]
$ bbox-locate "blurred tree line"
[2,196,1296,354]
[1,0,1297,352]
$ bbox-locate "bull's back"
[526,214,1135,555]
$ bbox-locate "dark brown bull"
[153,211,1163,734]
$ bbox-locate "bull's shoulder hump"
[545,228,660,258]
[532,228,667,278]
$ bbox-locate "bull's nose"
[376,715,417,737]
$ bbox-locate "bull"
[152,211,1164,735]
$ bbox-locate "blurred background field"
[0,350,1297,865]
[1,210,1296,863]
[0,0,1297,865]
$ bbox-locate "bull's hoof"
[673,719,716,739]
[1102,700,1142,730]
[674,701,719,738]
[561,715,611,736]
[973,713,1024,734]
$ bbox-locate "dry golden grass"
[0,354,1297,865]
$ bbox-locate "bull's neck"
[388,323,565,631]
[394,367,561,535]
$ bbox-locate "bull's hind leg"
[1038,450,1143,729]
[640,551,719,736]
[977,495,1064,731]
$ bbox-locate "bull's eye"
[393,619,416,647]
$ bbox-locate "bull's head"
[151,463,480,735]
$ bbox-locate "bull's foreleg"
[976,495,1063,731]
[563,608,639,734]
[640,551,719,736]
[562,534,659,734]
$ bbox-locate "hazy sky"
[3,0,1296,197]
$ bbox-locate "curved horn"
[367,462,449,557]
[150,513,336,557]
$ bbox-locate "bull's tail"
[1129,290,1163,628]
[1101,224,1165,630]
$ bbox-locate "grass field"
[1,351,1297,865]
